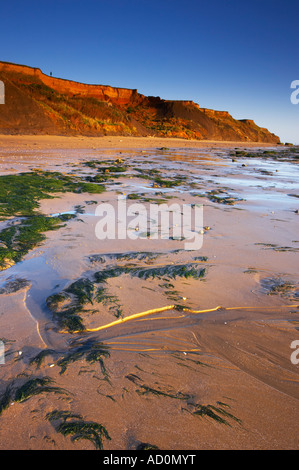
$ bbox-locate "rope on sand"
[81,303,299,333]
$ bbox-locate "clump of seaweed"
[0,277,30,294]
[124,372,241,427]
[136,442,159,450]
[14,377,69,403]
[46,279,97,333]
[46,409,111,450]
[0,171,105,269]
[125,374,191,401]
[255,243,299,253]
[207,189,242,205]
[65,278,95,306]
[153,177,182,188]
[47,303,85,333]
[260,277,298,299]
[0,215,65,269]
[94,263,205,283]
[95,287,123,318]
[0,384,13,416]
[29,349,56,368]
[56,340,110,377]
[193,256,208,262]
[230,147,299,163]
[0,376,69,415]
[88,251,162,264]
[184,402,242,426]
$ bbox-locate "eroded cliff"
[0,61,280,142]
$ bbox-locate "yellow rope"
[83,305,176,333]
[80,303,298,334]
[106,347,202,353]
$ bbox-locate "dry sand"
[0,135,298,450]
[0,134,280,150]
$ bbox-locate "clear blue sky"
[1,0,298,143]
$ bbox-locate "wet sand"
[0,136,298,450]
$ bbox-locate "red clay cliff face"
[0,61,280,142]
[0,61,143,105]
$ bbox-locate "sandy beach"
[0,134,281,150]
[0,135,298,450]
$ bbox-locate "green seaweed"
[78,182,105,194]
[89,251,161,264]
[29,349,56,368]
[0,171,105,268]
[95,287,123,318]
[14,377,69,403]
[230,147,299,163]
[48,304,85,333]
[136,385,191,400]
[65,278,95,305]
[193,256,208,262]
[46,279,97,332]
[0,277,30,294]
[0,385,12,416]
[46,410,83,422]
[136,442,159,450]
[255,243,299,253]
[125,374,191,401]
[260,277,298,298]
[46,409,111,450]
[56,340,110,376]
[94,263,206,283]
[0,215,65,268]
[207,189,242,205]
[46,293,70,311]
[185,402,242,426]
[153,177,182,188]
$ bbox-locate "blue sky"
[1,0,298,143]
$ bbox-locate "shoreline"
[0,134,283,150]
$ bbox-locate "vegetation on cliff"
[0,61,280,142]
